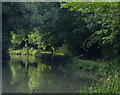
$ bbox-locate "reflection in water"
[2,55,96,93]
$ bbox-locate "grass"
[9,47,41,56]
[81,58,120,93]
[81,75,120,93]
[9,48,65,56]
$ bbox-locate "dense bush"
[81,76,120,93]
[9,47,41,56]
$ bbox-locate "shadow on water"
[2,54,98,93]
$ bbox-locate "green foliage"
[3,2,120,59]
[11,32,25,45]
[99,58,120,77]
[61,2,120,58]
[81,57,120,93]
[62,2,120,47]
[9,47,41,56]
[81,76,120,93]
[29,48,36,55]
[28,28,42,45]
[2,2,44,56]
[3,2,120,94]
[55,44,72,56]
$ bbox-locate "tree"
[2,2,44,56]
[61,2,120,58]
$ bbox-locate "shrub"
[22,47,29,54]
[55,44,72,56]
[81,76,120,93]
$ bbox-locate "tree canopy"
[2,2,120,60]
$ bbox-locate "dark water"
[2,54,97,93]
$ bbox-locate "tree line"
[2,2,120,60]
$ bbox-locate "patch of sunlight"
[54,53,64,56]
[41,51,51,54]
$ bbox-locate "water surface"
[2,54,97,93]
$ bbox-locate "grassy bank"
[9,48,41,56]
[81,58,120,93]
[9,48,64,56]
[81,76,120,93]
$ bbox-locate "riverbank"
[9,48,64,56]
[81,58,120,93]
